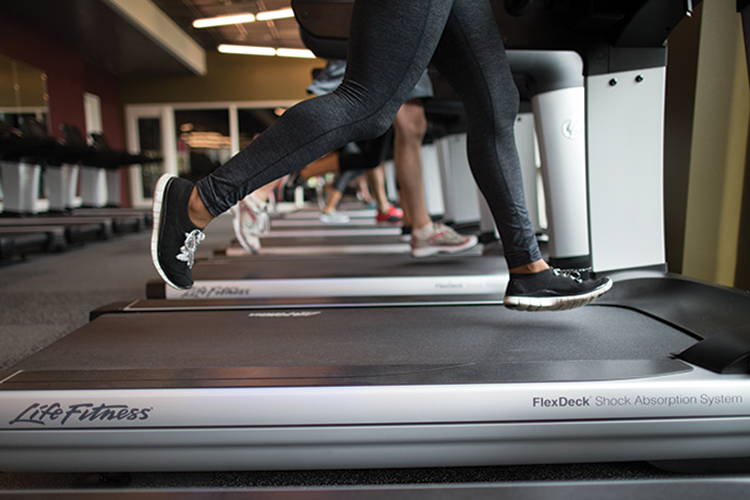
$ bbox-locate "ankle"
[188,188,213,228]
[509,259,550,275]
[412,223,435,239]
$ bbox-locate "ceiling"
[0,0,199,76]
[152,0,305,50]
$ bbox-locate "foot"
[231,199,262,254]
[410,223,479,258]
[376,206,404,223]
[151,174,206,290]
[320,211,350,224]
[503,268,612,311]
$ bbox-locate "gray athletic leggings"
[197,0,542,267]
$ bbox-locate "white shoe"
[231,198,263,253]
[410,223,478,258]
[320,211,351,224]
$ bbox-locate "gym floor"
[0,214,235,370]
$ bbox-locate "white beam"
[101,0,207,75]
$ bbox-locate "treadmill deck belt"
[9,305,694,383]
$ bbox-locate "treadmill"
[264,225,402,238]
[146,253,505,299]
[281,208,377,220]
[270,217,381,227]
[0,217,113,242]
[0,225,67,259]
[221,235,412,256]
[1,275,750,471]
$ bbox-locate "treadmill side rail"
[2,369,750,429]
[2,418,750,472]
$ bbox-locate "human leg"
[367,165,391,214]
[430,0,610,307]
[393,100,432,231]
[193,1,455,219]
[154,0,456,288]
[392,100,477,256]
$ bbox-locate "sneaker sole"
[503,278,613,312]
[320,217,351,224]
[150,173,188,291]
[411,235,479,258]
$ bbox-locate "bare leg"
[323,189,344,214]
[367,164,392,213]
[355,175,374,204]
[393,100,431,230]
[299,153,340,179]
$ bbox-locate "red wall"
[0,13,125,148]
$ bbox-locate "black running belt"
[14,305,695,378]
[192,254,502,280]
[269,224,389,231]
[259,235,405,247]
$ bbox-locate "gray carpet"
[0,214,234,369]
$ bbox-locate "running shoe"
[410,223,479,258]
[151,174,205,290]
[231,203,261,254]
[376,206,404,223]
[503,268,612,311]
[233,195,271,252]
[320,211,351,223]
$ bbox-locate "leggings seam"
[452,15,519,217]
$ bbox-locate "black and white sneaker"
[503,268,612,311]
[151,174,205,290]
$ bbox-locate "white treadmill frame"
[2,367,750,471]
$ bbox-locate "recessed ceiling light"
[255,8,294,21]
[193,13,255,28]
[218,45,316,59]
[218,44,276,56]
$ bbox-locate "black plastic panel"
[595,276,750,373]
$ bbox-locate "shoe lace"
[552,267,583,283]
[176,229,205,269]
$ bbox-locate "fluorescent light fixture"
[193,13,255,28]
[255,7,294,21]
[218,45,317,59]
[218,44,276,56]
[276,48,315,59]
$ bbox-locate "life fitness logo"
[8,402,153,426]
[562,118,583,140]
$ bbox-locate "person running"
[151,0,611,311]
[309,59,477,258]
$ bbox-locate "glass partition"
[0,54,49,131]
[174,108,231,183]
[136,117,164,200]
